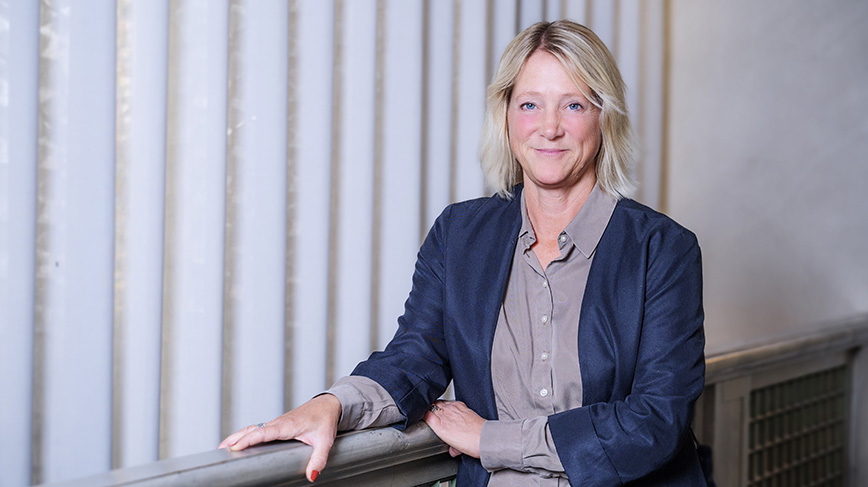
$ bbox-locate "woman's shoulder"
[610,198,699,245]
[439,190,520,225]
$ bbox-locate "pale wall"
[667,0,868,354]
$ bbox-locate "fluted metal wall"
[0,1,664,485]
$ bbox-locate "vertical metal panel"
[160,0,230,458]
[32,3,66,480]
[633,0,664,208]
[452,0,487,203]
[324,0,343,389]
[221,0,289,436]
[616,0,640,197]
[283,0,299,412]
[290,0,334,402]
[484,0,494,109]
[113,0,131,468]
[221,0,241,440]
[419,0,430,239]
[112,0,169,468]
[369,0,385,355]
[334,0,377,378]
[377,0,424,349]
[422,0,454,229]
[0,1,39,486]
[3,1,666,481]
[35,0,117,482]
[447,0,460,204]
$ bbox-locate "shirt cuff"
[480,419,524,471]
[324,378,367,431]
[325,375,403,431]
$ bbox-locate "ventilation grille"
[748,366,848,487]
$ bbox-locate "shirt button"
[541,352,549,361]
[558,234,566,244]
[542,280,548,288]
[540,388,549,397]
[541,315,549,324]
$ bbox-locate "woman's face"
[507,50,601,193]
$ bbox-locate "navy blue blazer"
[353,186,707,486]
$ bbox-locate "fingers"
[218,424,260,450]
[218,428,246,449]
[430,400,467,412]
[421,400,483,459]
[305,436,334,482]
[227,423,282,452]
[422,408,440,427]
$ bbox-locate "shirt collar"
[518,182,618,258]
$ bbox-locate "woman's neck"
[524,177,595,242]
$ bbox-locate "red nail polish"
[311,470,319,482]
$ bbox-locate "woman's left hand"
[422,400,485,458]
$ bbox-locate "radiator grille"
[748,366,848,487]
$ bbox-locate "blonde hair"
[481,20,635,199]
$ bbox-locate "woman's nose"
[542,112,563,139]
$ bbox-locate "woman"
[220,20,707,486]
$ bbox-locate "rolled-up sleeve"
[326,376,405,431]
[480,417,565,474]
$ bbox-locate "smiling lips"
[535,148,567,155]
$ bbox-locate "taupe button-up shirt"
[329,183,617,486]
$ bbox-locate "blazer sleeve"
[548,222,706,485]
[350,206,453,429]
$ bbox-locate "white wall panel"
[113,0,169,469]
[1,2,661,482]
[334,0,376,378]
[378,0,424,348]
[616,0,640,196]
[544,0,561,22]
[160,0,229,458]
[223,0,289,435]
[519,0,543,30]
[562,0,588,24]
[290,0,333,403]
[588,0,614,49]
[422,0,454,229]
[668,0,868,352]
[452,0,486,202]
[35,0,117,482]
[0,1,39,486]
[490,1,516,89]
[635,0,664,208]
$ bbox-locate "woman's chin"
[526,176,579,191]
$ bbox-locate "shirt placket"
[528,261,555,414]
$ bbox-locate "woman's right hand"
[217,393,342,483]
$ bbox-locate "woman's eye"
[568,103,583,111]
[520,102,536,110]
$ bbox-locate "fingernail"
[311,470,320,482]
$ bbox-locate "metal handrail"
[37,422,457,487]
[37,316,868,487]
[705,316,868,384]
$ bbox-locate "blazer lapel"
[448,188,523,419]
